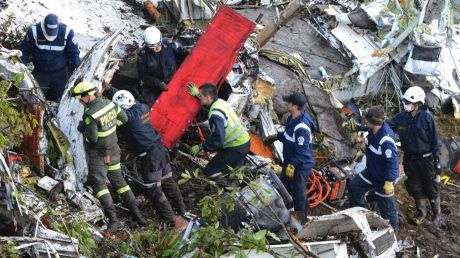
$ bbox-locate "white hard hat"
[403,86,426,104]
[112,90,135,109]
[144,26,162,47]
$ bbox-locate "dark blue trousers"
[347,169,400,231]
[280,166,311,216]
[33,68,68,102]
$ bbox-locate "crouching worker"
[277,92,316,223]
[186,83,251,186]
[72,82,147,232]
[111,89,187,230]
[347,105,400,231]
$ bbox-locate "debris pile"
[1,0,460,257]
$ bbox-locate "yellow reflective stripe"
[116,120,123,126]
[91,102,115,119]
[108,163,121,171]
[116,107,121,114]
[97,126,116,137]
[96,189,110,198]
[117,185,131,195]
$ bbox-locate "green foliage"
[94,224,187,258]
[0,240,19,258]
[0,13,28,49]
[0,75,38,147]
[95,165,280,257]
[53,220,97,255]
[187,222,239,258]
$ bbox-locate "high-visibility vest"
[85,99,121,139]
[208,99,250,148]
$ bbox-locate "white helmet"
[144,26,162,47]
[403,86,425,104]
[112,90,135,109]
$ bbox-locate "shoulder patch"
[298,136,305,145]
[385,149,392,158]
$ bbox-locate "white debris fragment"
[37,176,59,192]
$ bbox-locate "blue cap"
[44,14,59,37]
[282,92,306,107]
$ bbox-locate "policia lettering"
[73,82,146,231]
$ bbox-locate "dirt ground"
[394,115,460,258]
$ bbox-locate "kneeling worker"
[187,83,251,185]
[111,89,187,230]
[72,82,147,231]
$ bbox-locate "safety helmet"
[144,26,162,48]
[72,82,97,99]
[41,13,59,42]
[112,90,135,109]
[402,86,426,104]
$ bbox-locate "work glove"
[159,82,168,91]
[191,144,202,156]
[77,120,85,133]
[383,181,394,195]
[285,164,295,179]
[434,156,442,175]
[186,82,200,97]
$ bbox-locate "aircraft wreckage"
[1,0,460,257]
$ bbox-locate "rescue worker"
[347,105,400,231]
[137,26,188,107]
[111,89,188,230]
[20,13,80,102]
[387,86,442,225]
[187,83,251,184]
[72,82,147,232]
[277,92,316,223]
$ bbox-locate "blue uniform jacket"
[366,122,399,182]
[118,102,162,155]
[20,23,80,72]
[203,100,226,152]
[137,41,187,89]
[277,112,316,170]
[387,109,441,157]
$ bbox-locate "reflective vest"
[208,99,250,148]
[84,98,124,149]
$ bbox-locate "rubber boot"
[147,186,176,225]
[429,196,441,224]
[122,190,148,226]
[99,194,123,232]
[162,177,186,216]
[170,215,188,232]
[414,199,427,225]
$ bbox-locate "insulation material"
[150,5,255,149]
[252,75,276,105]
[248,132,273,159]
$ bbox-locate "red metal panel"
[150,5,255,149]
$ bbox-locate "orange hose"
[306,168,331,208]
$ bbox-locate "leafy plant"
[0,240,19,258]
[94,223,187,258]
[0,74,38,148]
[0,13,28,49]
[53,220,97,255]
